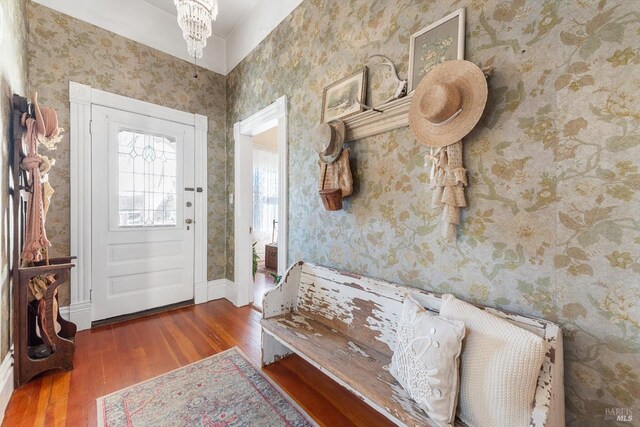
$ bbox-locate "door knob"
[186,201,192,207]
[185,219,193,224]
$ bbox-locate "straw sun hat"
[409,60,488,148]
[314,120,346,164]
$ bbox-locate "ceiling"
[31,0,303,75]
[142,0,259,38]
[253,127,278,152]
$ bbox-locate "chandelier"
[174,0,218,59]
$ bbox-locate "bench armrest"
[262,260,304,319]
[531,324,564,427]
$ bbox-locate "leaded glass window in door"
[117,129,177,227]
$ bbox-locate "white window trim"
[232,96,288,307]
[69,81,208,330]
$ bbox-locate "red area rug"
[97,347,315,426]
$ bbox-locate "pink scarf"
[21,117,51,262]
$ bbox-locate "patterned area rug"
[97,347,315,426]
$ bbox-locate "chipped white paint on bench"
[261,261,564,427]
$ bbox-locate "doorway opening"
[252,127,279,309]
[233,96,288,308]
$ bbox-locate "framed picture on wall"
[408,8,465,92]
[321,68,367,123]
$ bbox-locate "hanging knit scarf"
[21,117,51,262]
[426,141,467,241]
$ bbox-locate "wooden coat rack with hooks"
[343,65,492,143]
[11,94,77,387]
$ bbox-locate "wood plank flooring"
[253,271,275,310]
[3,300,393,426]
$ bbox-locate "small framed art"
[408,8,465,92]
[321,68,367,123]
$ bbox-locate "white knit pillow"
[390,296,466,427]
[439,294,546,427]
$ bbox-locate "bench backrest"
[292,262,563,427]
[296,262,551,353]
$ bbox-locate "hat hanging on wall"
[314,120,345,164]
[409,60,487,148]
[33,92,64,150]
[410,60,489,242]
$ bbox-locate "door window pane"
[118,129,177,227]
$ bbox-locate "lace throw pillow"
[390,295,466,427]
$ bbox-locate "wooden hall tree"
[11,94,77,387]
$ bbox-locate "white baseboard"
[0,350,14,423]
[62,281,238,328]
[207,279,227,301]
[225,280,238,306]
[67,301,92,331]
[194,280,208,304]
[194,279,235,305]
[59,305,70,320]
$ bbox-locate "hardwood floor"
[3,300,393,426]
[253,271,275,309]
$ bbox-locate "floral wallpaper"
[0,0,28,361]
[226,0,639,424]
[27,1,228,306]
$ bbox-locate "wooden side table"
[265,243,278,271]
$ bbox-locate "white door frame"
[69,81,208,330]
[233,96,288,307]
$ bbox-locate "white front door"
[91,105,195,321]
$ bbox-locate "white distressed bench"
[261,261,564,426]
